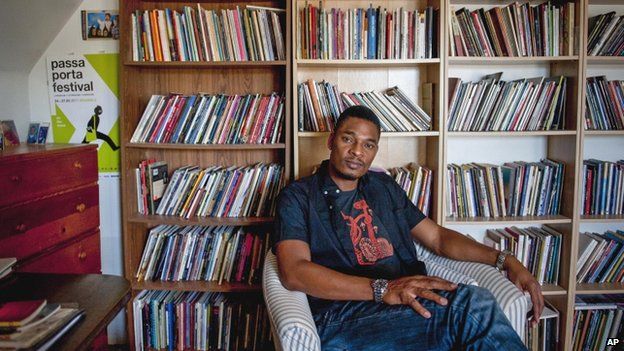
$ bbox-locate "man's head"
[105,13,111,20]
[327,106,381,185]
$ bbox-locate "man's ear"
[327,133,334,150]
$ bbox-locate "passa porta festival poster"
[47,54,120,172]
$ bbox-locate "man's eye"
[342,136,352,143]
[365,143,375,149]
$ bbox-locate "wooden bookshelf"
[575,282,624,295]
[447,56,580,65]
[447,131,578,137]
[444,215,572,226]
[120,0,290,348]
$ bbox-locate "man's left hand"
[505,256,544,327]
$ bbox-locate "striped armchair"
[263,243,528,351]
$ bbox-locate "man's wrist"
[371,279,389,303]
[495,250,513,271]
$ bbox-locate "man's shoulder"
[278,173,317,200]
[367,169,399,188]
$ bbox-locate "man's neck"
[327,165,358,192]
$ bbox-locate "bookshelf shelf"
[447,131,577,137]
[579,214,624,223]
[585,56,624,65]
[444,215,572,226]
[447,56,579,65]
[123,60,287,68]
[296,59,441,67]
[125,143,287,150]
[575,283,624,295]
[297,131,440,138]
[583,130,624,136]
[127,214,274,226]
[541,284,568,296]
[133,280,263,293]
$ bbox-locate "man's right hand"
[383,276,458,318]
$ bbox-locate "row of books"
[484,226,561,285]
[572,295,623,351]
[577,230,624,284]
[135,225,268,285]
[585,77,624,131]
[133,290,272,351]
[138,162,284,218]
[447,73,567,131]
[298,80,432,132]
[389,164,433,216]
[131,5,285,62]
[588,12,624,56]
[524,303,559,351]
[581,159,624,216]
[297,4,437,60]
[446,160,564,218]
[131,93,285,145]
[450,3,575,57]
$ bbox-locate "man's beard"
[333,164,359,181]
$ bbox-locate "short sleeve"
[391,180,426,229]
[271,186,310,253]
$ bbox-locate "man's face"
[328,117,379,181]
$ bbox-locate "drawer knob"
[78,251,87,260]
[15,224,27,232]
[10,175,21,182]
[76,203,86,213]
[74,161,82,169]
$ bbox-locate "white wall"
[0,71,30,139]
[27,0,126,345]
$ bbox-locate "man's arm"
[410,217,544,325]
[275,239,457,318]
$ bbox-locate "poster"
[47,54,120,172]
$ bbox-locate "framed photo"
[0,120,20,148]
[27,123,40,144]
[37,123,50,144]
[81,10,119,40]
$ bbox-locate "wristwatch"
[495,250,513,271]
[371,279,389,303]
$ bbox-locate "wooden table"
[0,273,130,351]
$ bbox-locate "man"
[272,105,543,350]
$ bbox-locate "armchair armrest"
[263,251,321,351]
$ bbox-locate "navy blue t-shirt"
[272,160,427,315]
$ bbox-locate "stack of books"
[131,5,285,62]
[573,295,624,350]
[581,159,624,216]
[587,12,624,56]
[389,164,433,216]
[447,73,567,131]
[585,77,624,130]
[135,225,269,285]
[298,4,438,60]
[450,3,575,57]
[136,162,284,218]
[0,300,84,350]
[0,258,16,280]
[483,226,561,285]
[524,303,559,351]
[298,80,432,132]
[446,160,564,218]
[577,231,624,284]
[131,93,285,145]
[133,291,272,351]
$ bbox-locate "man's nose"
[350,143,364,156]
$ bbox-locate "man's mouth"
[345,160,363,170]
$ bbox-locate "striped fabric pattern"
[415,243,528,341]
[263,245,528,350]
[263,252,321,351]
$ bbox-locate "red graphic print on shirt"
[341,199,394,265]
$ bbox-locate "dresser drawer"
[0,147,97,207]
[0,185,99,259]
[18,230,101,274]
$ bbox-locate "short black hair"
[334,105,381,135]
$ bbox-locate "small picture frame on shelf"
[37,123,50,144]
[27,123,40,144]
[81,10,119,40]
[0,120,20,148]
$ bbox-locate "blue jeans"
[313,284,527,351]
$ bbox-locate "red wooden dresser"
[0,144,101,274]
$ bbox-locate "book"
[147,161,169,214]
[0,300,47,328]
[0,307,83,350]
